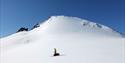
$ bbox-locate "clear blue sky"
[0,0,125,37]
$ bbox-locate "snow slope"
[0,16,125,63]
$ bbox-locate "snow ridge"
[32,16,120,37]
[38,16,113,32]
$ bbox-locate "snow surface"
[0,16,125,63]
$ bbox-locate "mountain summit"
[32,16,121,37]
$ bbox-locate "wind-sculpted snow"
[0,16,124,63]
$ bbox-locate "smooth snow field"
[0,16,125,63]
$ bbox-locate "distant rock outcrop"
[96,23,102,28]
[31,23,40,30]
[17,27,28,32]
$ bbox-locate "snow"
[0,16,125,63]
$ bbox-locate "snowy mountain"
[0,16,125,63]
[36,16,120,36]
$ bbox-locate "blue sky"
[0,0,125,37]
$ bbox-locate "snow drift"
[0,16,125,63]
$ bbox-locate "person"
[53,48,60,56]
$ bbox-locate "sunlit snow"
[0,16,125,63]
